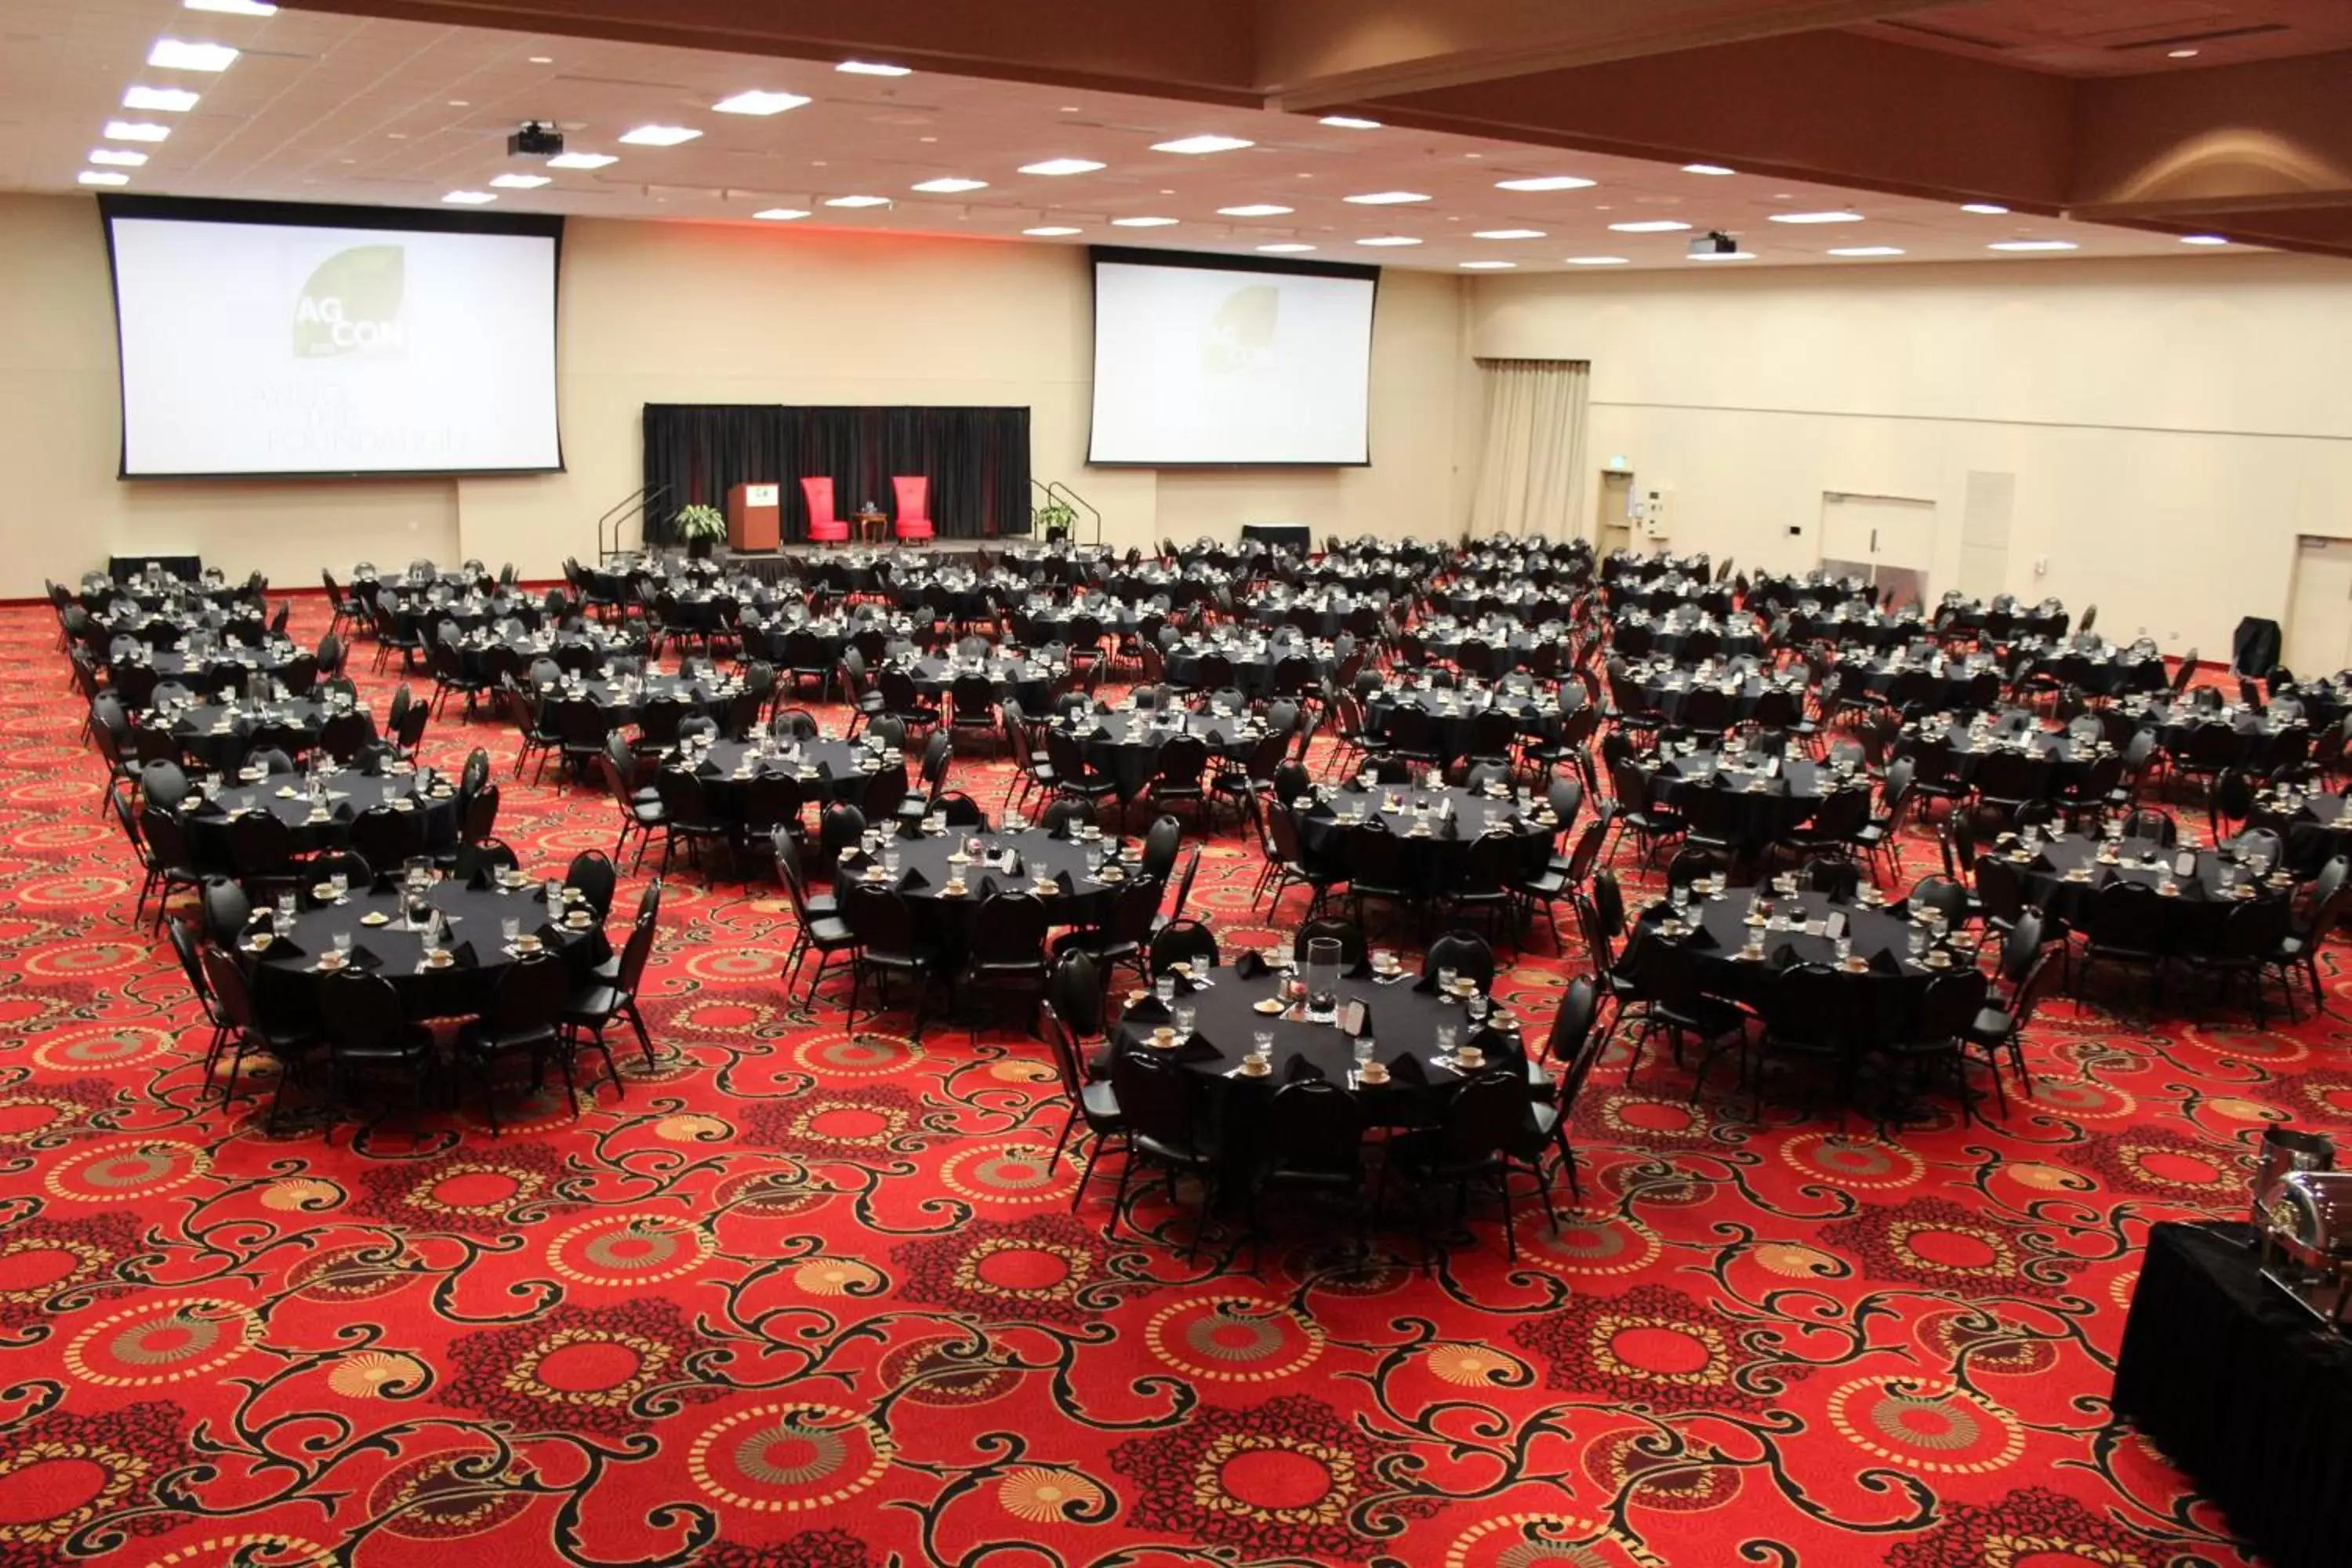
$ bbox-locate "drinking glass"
[1172,1004,1196,1038]
[1304,936,1342,1022]
[500,917,521,945]
[1834,935,1853,965]
[1155,975,1178,1007]
[1435,1025,1458,1058]
[1908,927,1929,960]
[332,931,352,960]
[1438,966,1458,996]
[882,849,902,877]
[1671,884,1691,914]
[1352,1034,1376,1070]
[1466,993,1490,1029]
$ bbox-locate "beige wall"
[1468,252,2352,659]
[0,192,1470,598]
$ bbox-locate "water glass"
[328,872,347,899]
[1671,884,1691,914]
[1171,1004,1196,1037]
[332,931,353,960]
[1435,1025,1459,1058]
[1155,975,1178,1007]
[1352,1034,1376,1069]
[500,917,521,945]
[1438,966,1458,996]
[545,878,564,907]
[882,849,902,877]
[1466,993,1490,1029]
[1834,935,1853,965]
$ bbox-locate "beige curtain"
[1468,358,1590,539]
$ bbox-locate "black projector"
[1689,230,1740,256]
[507,122,564,158]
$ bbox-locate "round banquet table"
[2252,788,2352,873]
[456,624,633,683]
[835,824,1129,962]
[1053,706,1263,800]
[1246,593,1376,640]
[1632,883,1951,1039]
[1791,606,1926,652]
[1364,681,1560,760]
[1909,719,2103,797]
[2124,699,2307,772]
[2017,832,2296,939]
[1428,587,1563,622]
[1163,636,1332,698]
[1298,782,1554,897]
[1633,746,1845,849]
[163,698,341,770]
[1112,962,1530,1129]
[114,641,307,702]
[1417,622,1564,675]
[1624,660,1809,728]
[569,671,739,726]
[1018,600,1149,645]
[2020,645,2168,698]
[902,652,1053,710]
[690,737,886,815]
[246,879,598,1027]
[179,763,457,875]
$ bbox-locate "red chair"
[891,475,935,544]
[801,477,850,544]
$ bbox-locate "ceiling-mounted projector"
[1689,230,1739,256]
[507,121,564,158]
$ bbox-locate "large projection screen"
[1088,247,1377,466]
[99,195,564,479]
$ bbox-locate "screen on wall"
[99,195,564,479]
[1087,247,1377,466]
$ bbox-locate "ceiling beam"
[1253,0,1952,110]
[2071,50,2352,222]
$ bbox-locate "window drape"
[641,404,1033,544]
[1468,359,1591,539]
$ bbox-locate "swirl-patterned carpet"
[0,595,2303,1566]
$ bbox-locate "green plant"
[1033,499,1078,537]
[673,503,726,543]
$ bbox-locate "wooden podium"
[727,482,781,553]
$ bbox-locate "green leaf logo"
[1203,283,1277,376]
[292,244,405,358]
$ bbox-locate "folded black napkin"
[1054,869,1076,895]
[1283,1054,1325,1083]
[330,800,358,823]
[1342,957,1373,981]
[1411,970,1442,994]
[1124,996,1171,1025]
[1385,1051,1430,1085]
[897,868,930,891]
[1770,942,1802,967]
[1686,925,1721,951]
[1869,947,1902,974]
[1234,951,1272,980]
[694,760,723,779]
[1088,724,1113,741]
[346,944,384,972]
[256,934,303,960]
[977,873,1001,899]
[1173,1036,1221,1065]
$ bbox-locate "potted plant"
[673,503,726,559]
[1033,498,1077,543]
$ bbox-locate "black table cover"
[2112,1220,2351,1568]
[1240,524,1312,551]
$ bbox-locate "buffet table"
[2112,1220,2352,1568]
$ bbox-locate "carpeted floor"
[0,594,2303,1566]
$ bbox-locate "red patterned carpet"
[0,595,2307,1566]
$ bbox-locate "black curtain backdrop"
[642,404,1031,545]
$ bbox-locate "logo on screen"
[293,245,406,357]
[1203,284,1278,376]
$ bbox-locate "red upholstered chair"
[801,477,850,544]
[891,475,935,544]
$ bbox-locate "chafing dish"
[2259,1168,2352,1328]
[2253,1126,2335,1229]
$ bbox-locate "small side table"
[855,508,889,545]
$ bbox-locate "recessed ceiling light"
[147,38,239,70]
[1828,245,1905,257]
[89,149,148,167]
[1687,249,1756,260]
[1020,158,1105,176]
[527,56,552,64]
[1495,176,1593,192]
[2168,47,2199,57]
[1682,163,1736,176]
[1218,204,1294,217]
[825,194,891,208]
[1961,202,2009,215]
[1565,256,1629,266]
[2180,233,2230,245]
[183,0,274,13]
[78,171,131,187]
[1344,191,1431,205]
[619,125,700,147]
[442,191,496,205]
[1111,216,1178,227]
[1024,226,1083,236]
[489,172,550,188]
[1989,239,2077,252]
[122,85,201,111]
[1152,134,1254,154]
[104,121,172,142]
[911,176,988,194]
[1608,220,1690,233]
[1472,228,1546,240]
[1357,235,1422,246]
[1319,116,1381,129]
[1459,260,1516,269]
[837,60,911,76]
[1768,210,1864,224]
[1258,242,1316,252]
[546,151,616,169]
[713,89,810,116]
[753,208,810,220]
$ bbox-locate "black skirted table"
[180,765,457,875]
[1240,524,1312,552]
[2113,1220,2352,1568]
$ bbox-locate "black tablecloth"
[2113,1220,2352,1568]
[1240,524,1312,551]
[111,554,202,582]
